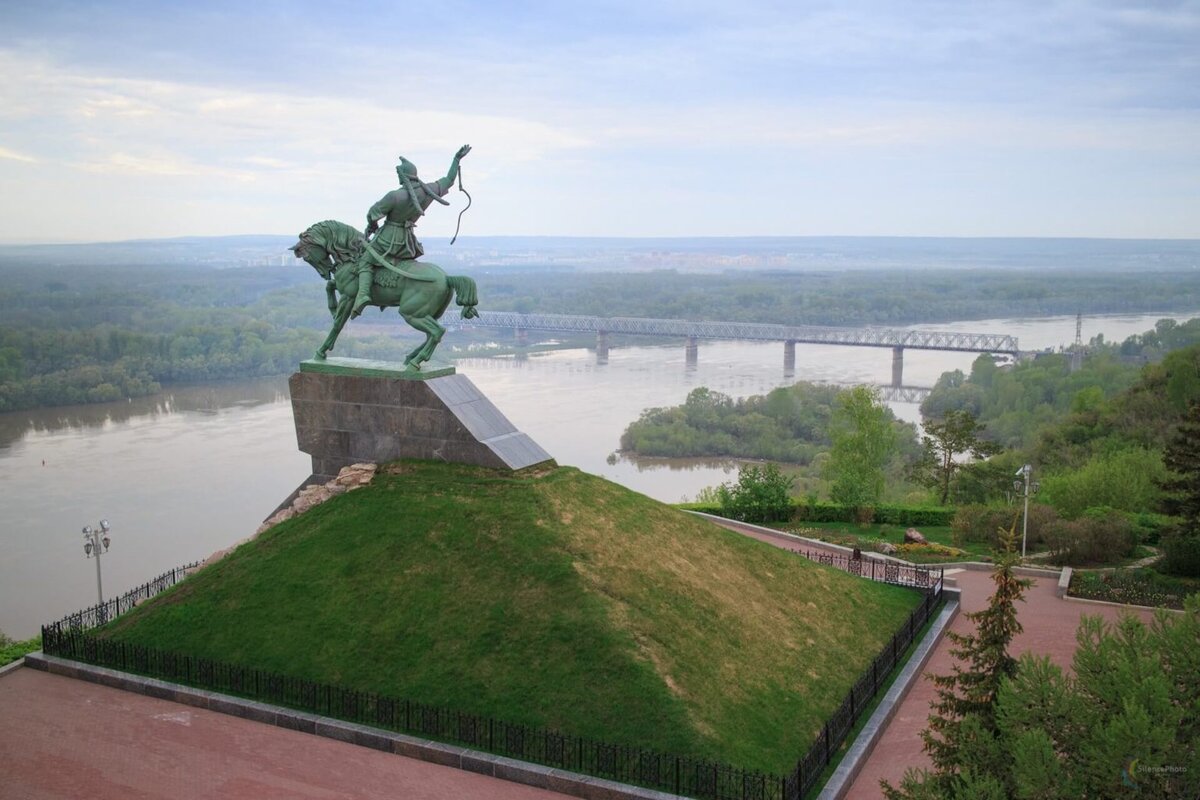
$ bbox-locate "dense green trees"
[1159,403,1200,576]
[912,410,1001,505]
[480,268,1200,329]
[714,463,795,523]
[622,383,847,463]
[886,593,1200,799]
[824,387,897,510]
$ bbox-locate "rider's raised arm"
[440,144,471,192]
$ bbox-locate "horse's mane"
[297,220,365,266]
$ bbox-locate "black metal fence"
[783,585,943,799]
[797,550,944,594]
[42,558,943,800]
[52,562,202,630]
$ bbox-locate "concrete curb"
[1056,567,1072,598]
[817,588,962,800]
[1061,593,1184,614]
[687,513,1066,578]
[687,512,913,565]
[23,651,685,800]
[0,657,25,679]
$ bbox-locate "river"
[0,311,1192,637]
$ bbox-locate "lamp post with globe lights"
[1014,465,1040,559]
[81,520,111,605]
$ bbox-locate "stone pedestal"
[289,357,554,481]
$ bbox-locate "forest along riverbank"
[0,311,1194,638]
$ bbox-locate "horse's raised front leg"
[325,280,338,318]
[317,296,354,360]
[401,315,445,368]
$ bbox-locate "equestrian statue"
[291,144,478,368]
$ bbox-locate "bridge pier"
[784,340,796,376]
[891,346,904,387]
[685,336,699,368]
[596,331,609,365]
[515,327,528,347]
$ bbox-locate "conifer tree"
[1160,402,1200,575]
[883,528,1028,799]
[1160,401,1200,533]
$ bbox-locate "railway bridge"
[457,312,1019,387]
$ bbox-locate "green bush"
[1130,512,1173,545]
[677,499,953,527]
[1038,447,1165,517]
[715,464,794,523]
[0,632,40,667]
[1161,532,1200,577]
[1045,507,1138,566]
[951,503,1057,548]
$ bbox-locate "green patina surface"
[298,356,455,380]
[291,146,478,367]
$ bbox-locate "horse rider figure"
[352,144,472,318]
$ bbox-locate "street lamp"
[1013,466,1040,559]
[81,519,112,605]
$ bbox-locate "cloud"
[0,144,36,163]
[0,50,591,184]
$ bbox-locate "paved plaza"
[0,666,571,800]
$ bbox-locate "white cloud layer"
[0,0,1198,241]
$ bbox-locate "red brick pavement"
[844,569,1158,799]
[0,667,572,800]
[699,517,1163,800]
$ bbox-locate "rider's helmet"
[395,157,419,181]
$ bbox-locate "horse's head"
[291,240,333,280]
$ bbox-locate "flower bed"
[1068,568,1197,610]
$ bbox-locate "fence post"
[675,755,681,794]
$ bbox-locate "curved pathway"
[844,569,1156,799]
[702,517,1160,800]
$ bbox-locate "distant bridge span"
[460,312,1018,354]
[458,312,1017,386]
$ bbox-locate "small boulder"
[293,485,333,514]
[335,463,377,490]
[904,528,928,545]
[878,542,898,555]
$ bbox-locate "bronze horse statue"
[291,220,478,368]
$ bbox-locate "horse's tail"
[446,275,478,312]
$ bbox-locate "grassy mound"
[103,461,920,773]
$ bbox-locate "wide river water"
[0,311,1193,636]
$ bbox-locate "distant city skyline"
[1,1,1198,243]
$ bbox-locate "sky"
[1,0,1198,242]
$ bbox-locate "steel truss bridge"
[459,312,1019,355]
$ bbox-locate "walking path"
[844,569,1157,799]
[0,666,572,800]
[703,518,1160,800]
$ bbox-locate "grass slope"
[103,461,920,773]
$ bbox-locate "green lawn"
[100,461,922,774]
[777,521,994,563]
[0,634,40,667]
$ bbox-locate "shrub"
[1038,447,1165,517]
[716,463,794,523]
[0,632,40,667]
[951,504,1057,549]
[1131,512,1173,545]
[1045,508,1138,566]
[678,498,953,526]
[1161,531,1200,577]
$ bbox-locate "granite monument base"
[290,358,554,482]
